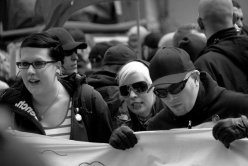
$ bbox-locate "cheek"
[181,89,195,111]
[124,97,132,109]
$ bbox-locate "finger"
[116,130,133,149]
[111,139,126,150]
[213,122,228,140]
[109,133,125,150]
[122,129,137,147]
[222,131,236,147]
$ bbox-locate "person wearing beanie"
[87,45,137,129]
[46,27,87,75]
[147,47,248,148]
[143,32,163,62]
[89,42,113,71]
[195,0,248,93]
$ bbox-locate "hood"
[59,73,86,96]
[173,72,225,125]
[87,70,117,89]
[202,27,248,77]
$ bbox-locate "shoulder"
[0,80,9,90]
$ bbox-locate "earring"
[56,70,61,76]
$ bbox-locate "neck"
[33,80,61,107]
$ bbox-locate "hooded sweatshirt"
[147,72,248,130]
[195,27,248,93]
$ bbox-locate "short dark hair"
[232,0,241,9]
[21,32,64,62]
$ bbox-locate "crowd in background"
[1,0,248,165]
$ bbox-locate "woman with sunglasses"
[0,32,112,143]
[109,60,165,150]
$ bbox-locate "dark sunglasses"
[64,50,77,56]
[119,81,149,97]
[16,61,56,69]
[153,77,190,98]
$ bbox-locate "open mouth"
[28,79,40,85]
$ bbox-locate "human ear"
[197,17,205,30]
[55,61,62,75]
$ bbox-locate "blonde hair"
[117,61,152,86]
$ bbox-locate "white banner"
[11,129,248,166]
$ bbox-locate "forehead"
[233,7,243,17]
[20,47,51,61]
[120,72,149,86]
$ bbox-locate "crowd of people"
[1,0,248,163]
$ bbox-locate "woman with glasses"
[0,32,112,143]
[109,60,165,150]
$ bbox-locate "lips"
[28,79,40,85]
[131,102,143,110]
[71,64,77,69]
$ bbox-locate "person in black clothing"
[46,27,87,75]
[195,0,248,93]
[87,44,137,129]
[145,47,248,144]
[109,60,164,150]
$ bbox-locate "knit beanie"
[103,45,137,65]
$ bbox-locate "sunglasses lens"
[119,85,129,97]
[132,81,148,93]
[169,81,187,94]
[154,89,168,98]
[65,50,76,56]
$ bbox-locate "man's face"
[233,7,244,29]
[154,74,199,116]
[63,50,78,75]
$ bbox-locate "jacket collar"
[207,27,237,46]
[170,72,225,124]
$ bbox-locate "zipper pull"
[188,120,192,129]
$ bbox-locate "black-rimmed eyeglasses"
[16,61,56,69]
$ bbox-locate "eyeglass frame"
[16,61,57,69]
[153,74,192,98]
[119,81,150,97]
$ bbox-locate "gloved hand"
[212,115,248,148]
[109,125,138,150]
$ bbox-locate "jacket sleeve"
[194,53,219,82]
[86,88,113,143]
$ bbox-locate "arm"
[88,89,113,143]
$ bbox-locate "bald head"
[198,0,233,34]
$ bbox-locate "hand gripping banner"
[12,129,248,166]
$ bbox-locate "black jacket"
[147,72,248,130]
[87,67,127,129]
[194,27,248,93]
[0,74,112,143]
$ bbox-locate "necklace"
[33,85,60,120]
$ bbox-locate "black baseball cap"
[149,47,195,87]
[46,27,87,51]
